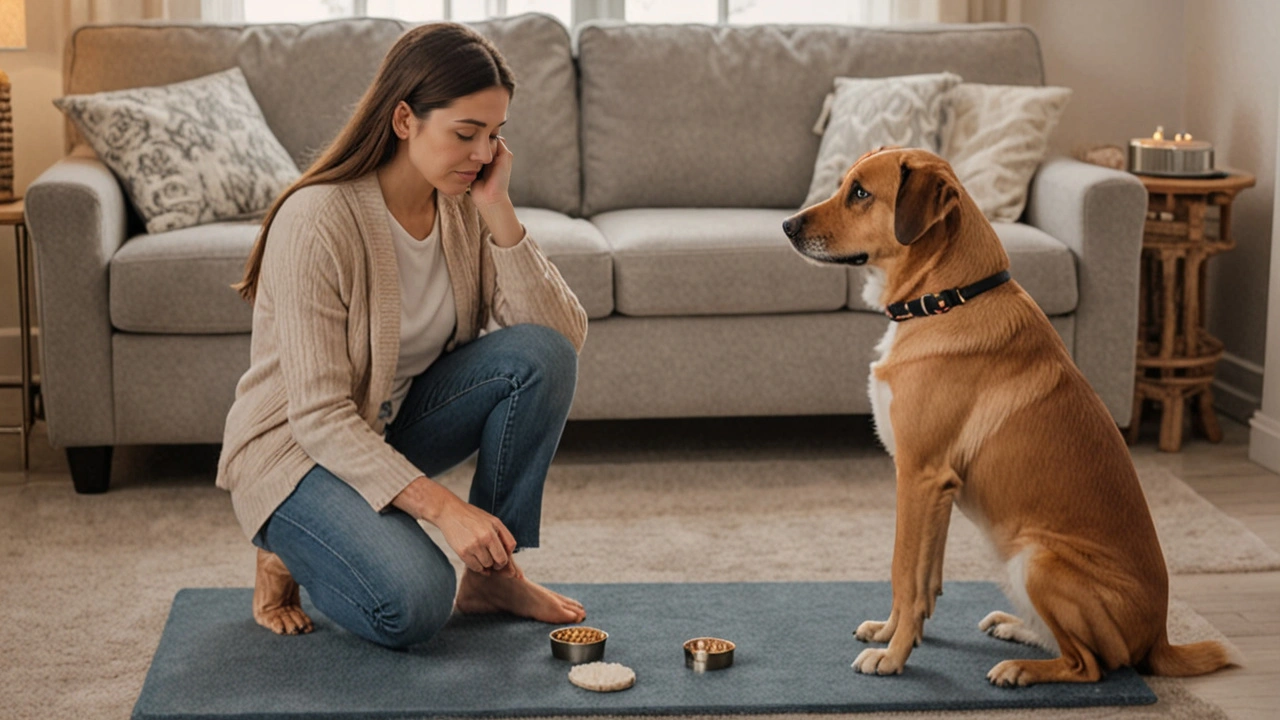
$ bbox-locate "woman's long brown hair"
[233,22,516,303]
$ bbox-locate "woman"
[216,22,588,649]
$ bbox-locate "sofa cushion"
[578,22,1044,215]
[593,209,847,317]
[517,208,613,319]
[110,222,257,334]
[110,209,608,334]
[475,15,582,216]
[64,14,580,215]
[847,222,1079,316]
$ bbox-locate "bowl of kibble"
[683,637,735,671]
[550,626,609,663]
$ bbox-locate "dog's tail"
[1139,635,1239,677]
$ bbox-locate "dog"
[781,147,1236,686]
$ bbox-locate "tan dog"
[782,147,1236,686]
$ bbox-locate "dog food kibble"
[553,627,606,644]
[685,638,733,654]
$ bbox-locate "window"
[212,0,889,27]
[625,0,716,24]
[240,1,355,24]
[627,0,890,25]
[366,1,444,22]
[218,0,572,28]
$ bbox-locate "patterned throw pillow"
[940,83,1072,223]
[54,68,300,234]
[802,72,963,210]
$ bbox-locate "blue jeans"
[253,324,578,649]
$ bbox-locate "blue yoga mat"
[132,582,1155,718]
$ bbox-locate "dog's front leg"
[854,465,958,675]
[925,492,953,616]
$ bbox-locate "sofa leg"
[67,446,113,494]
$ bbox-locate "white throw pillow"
[802,72,963,210]
[940,83,1072,223]
[55,68,300,234]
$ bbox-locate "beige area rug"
[0,445,1268,719]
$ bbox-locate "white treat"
[567,661,636,692]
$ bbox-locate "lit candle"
[1129,126,1214,175]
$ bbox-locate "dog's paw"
[852,647,905,675]
[854,619,895,643]
[979,611,1020,633]
[987,659,1033,687]
[855,617,896,638]
[254,605,314,635]
[979,611,1041,646]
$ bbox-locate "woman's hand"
[471,135,524,248]
[470,136,513,209]
[393,477,517,575]
[432,494,519,576]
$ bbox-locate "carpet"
[514,458,1280,583]
[0,433,1259,719]
[132,582,1155,719]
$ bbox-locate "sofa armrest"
[1025,156,1146,426]
[25,156,129,447]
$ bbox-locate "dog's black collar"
[885,270,1011,322]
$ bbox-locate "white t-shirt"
[386,202,457,424]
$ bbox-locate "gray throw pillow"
[54,68,300,233]
[802,72,963,210]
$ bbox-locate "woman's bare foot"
[454,560,585,624]
[253,548,313,635]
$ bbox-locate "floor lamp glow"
[0,0,26,202]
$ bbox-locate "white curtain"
[61,0,198,26]
[894,0,1021,23]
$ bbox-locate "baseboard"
[1250,411,1280,475]
[1214,352,1264,423]
[0,327,41,381]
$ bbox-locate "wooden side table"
[1,198,37,469]
[1126,171,1255,452]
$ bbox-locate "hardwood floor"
[1130,419,1280,720]
[1,396,1277,718]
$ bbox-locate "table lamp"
[1,0,27,202]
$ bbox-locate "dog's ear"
[894,160,959,246]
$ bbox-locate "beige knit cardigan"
[216,173,588,539]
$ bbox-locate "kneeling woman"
[216,22,588,648]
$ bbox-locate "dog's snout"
[782,215,804,239]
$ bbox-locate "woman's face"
[395,86,510,196]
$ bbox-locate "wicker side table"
[1126,171,1255,452]
[1,197,36,468]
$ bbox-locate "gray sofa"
[26,14,1146,492]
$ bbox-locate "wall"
[1,0,71,343]
[1250,86,1280,472]
[1021,0,1185,157]
[1183,0,1277,419]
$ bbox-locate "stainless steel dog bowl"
[683,637,735,671]
[550,626,608,663]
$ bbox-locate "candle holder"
[1128,126,1220,178]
